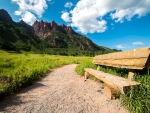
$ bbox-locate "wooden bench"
[84,47,150,99]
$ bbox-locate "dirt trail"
[0,64,129,113]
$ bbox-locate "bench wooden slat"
[93,47,150,70]
[84,68,140,94]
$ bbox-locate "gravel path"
[0,64,129,113]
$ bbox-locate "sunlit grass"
[0,50,92,100]
[1,49,149,113]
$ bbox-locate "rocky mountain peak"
[31,19,76,38]
[17,19,34,33]
[33,20,38,25]
[60,24,75,34]
[0,9,13,23]
[60,24,67,28]
[32,20,51,37]
[66,26,75,34]
[39,20,44,25]
[50,20,57,27]
[19,20,26,24]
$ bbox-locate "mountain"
[0,9,119,56]
[0,17,41,52]
[0,9,14,24]
[18,20,34,33]
[0,9,41,52]
[0,9,34,33]
[31,20,105,51]
[32,20,76,37]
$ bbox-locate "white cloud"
[14,11,22,15]
[22,11,37,25]
[12,0,49,25]
[132,41,144,45]
[47,0,55,4]
[64,2,73,8]
[61,0,150,34]
[116,44,130,49]
[61,12,71,22]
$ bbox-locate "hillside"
[0,9,118,55]
[0,17,41,52]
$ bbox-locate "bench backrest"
[93,47,150,70]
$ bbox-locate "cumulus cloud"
[132,41,144,45]
[22,11,37,24]
[61,11,71,22]
[64,2,73,8]
[12,0,50,25]
[61,0,150,34]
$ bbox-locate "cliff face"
[60,24,75,34]
[32,20,52,38]
[32,20,76,38]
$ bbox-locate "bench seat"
[84,68,140,94]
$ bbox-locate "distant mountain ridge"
[31,20,103,51]
[0,9,119,55]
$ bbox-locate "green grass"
[75,60,97,76]
[1,49,150,113]
[76,61,150,113]
[0,50,92,100]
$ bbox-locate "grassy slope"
[0,18,41,51]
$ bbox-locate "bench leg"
[97,65,100,71]
[84,71,89,79]
[104,85,118,100]
[128,69,135,81]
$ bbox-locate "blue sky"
[0,0,150,51]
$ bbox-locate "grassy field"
[1,50,150,113]
[76,61,150,113]
[0,50,92,100]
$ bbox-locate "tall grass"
[0,50,92,100]
[76,61,150,113]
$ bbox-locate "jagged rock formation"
[32,20,76,38]
[60,24,75,34]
